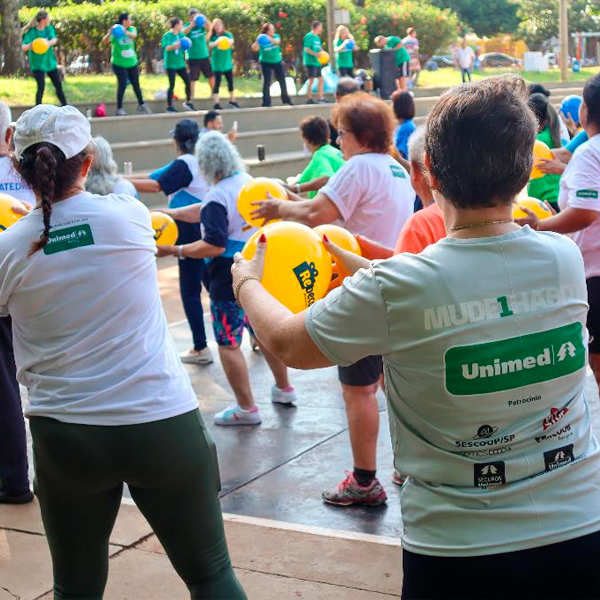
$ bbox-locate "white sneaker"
[214,405,262,426]
[116,108,127,116]
[271,385,297,405]
[180,347,214,365]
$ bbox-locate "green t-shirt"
[210,32,233,73]
[307,225,600,556]
[259,34,282,64]
[162,31,186,71]
[111,26,138,69]
[303,31,322,67]
[298,145,345,198]
[185,22,209,60]
[528,127,561,205]
[23,25,58,73]
[335,38,354,69]
[387,36,410,66]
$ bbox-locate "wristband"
[296,183,302,194]
[178,245,186,260]
[234,275,260,307]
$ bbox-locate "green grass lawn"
[0,66,598,106]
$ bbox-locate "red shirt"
[394,202,446,255]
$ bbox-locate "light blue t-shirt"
[307,226,600,556]
[567,130,589,154]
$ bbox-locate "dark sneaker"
[213,103,223,110]
[166,106,177,113]
[306,98,316,105]
[0,489,34,504]
[228,101,241,109]
[137,103,152,115]
[322,472,387,507]
[283,99,294,106]
[183,101,196,111]
[317,98,329,104]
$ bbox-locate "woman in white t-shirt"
[85,136,138,197]
[233,76,600,599]
[0,105,246,599]
[253,93,415,508]
[519,74,600,391]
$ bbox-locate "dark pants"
[461,67,472,83]
[260,61,290,107]
[0,317,30,496]
[30,410,246,600]
[112,64,144,109]
[177,221,207,351]
[402,530,600,599]
[339,67,354,77]
[213,70,234,94]
[32,69,67,106]
[167,68,191,106]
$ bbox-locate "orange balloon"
[314,224,361,282]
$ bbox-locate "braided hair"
[16,143,89,256]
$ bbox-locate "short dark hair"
[425,76,537,209]
[392,91,415,120]
[528,92,549,124]
[117,13,130,25]
[300,116,330,147]
[312,20,322,29]
[204,110,220,127]
[336,77,360,99]
[169,17,181,28]
[529,83,550,97]
[583,73,600,127]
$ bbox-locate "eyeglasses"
[337,128,348,138]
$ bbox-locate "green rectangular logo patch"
[445,323,585,396]
[43,225,95,255]
[390,165,406,179]
[576,190,599,199]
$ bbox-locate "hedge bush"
[17,0,460,73]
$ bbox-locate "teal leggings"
[30,410,246,600]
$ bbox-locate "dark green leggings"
[30,410,246,600]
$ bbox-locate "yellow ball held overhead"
[530,140,554,180]
[0,194,26,233]
[151,212,179,246]
[242,221,332,314]
[237,177,288,228]
[318,51,330,65]
[512,197,553,220]
[313,224,361,284]
[218,37,232,51]
[31,37,50,55]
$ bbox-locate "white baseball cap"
[13,104,92,161]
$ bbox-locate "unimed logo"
[445,323,585,395]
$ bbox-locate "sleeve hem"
[320,186,351,221]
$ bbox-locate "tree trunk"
[0,0,24,75]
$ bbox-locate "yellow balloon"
[530,140,553,180]
[151,212,179,246]
[31,38,49,55]
[313,224,361,284]
[237,177,288,228]
[242,221,332,314]
[318,51,330,65]
[218,37,231,51]
[512,197,552,220]
[0,194,25,233]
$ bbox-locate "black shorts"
[306,65,322,78]
[188,58,213,81]
[587,277,600,353]
[338,355,383,387]
[396,62,410,78]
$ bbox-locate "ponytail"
[29,146,56,255]
[22,10,48,35]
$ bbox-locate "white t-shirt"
[0,156,36,205]
[558,135,600,279]
[0,191,197,425]
[320,153,415,247]
[307,226,600,556]
[113,177,138,198]
[457,47,475,69]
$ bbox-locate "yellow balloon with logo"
[237,177,288,228]
[530,140,554,180]
[318,51,330,65]
[242,221,332,314]
[151,212,179,246]
[313,224,361,289]
[31,37,50,55]
[0,194,26,233]
[512,197,553,220]
[218,36,232,51]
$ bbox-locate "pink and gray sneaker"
[214,404,261,426]
[271,385,297,405]
[322,472,387,507]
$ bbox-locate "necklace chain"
[449,219,513,232]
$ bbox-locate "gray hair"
[0,102,12,141]
[85,136,121,195]
[336,77,360,99]
[408,127,426,168]
[196,131,246,185]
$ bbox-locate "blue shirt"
[567,130,589,154]
[394,119,416,160]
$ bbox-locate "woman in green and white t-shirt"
[101,12,151,117]
[334,25,356,77]
[251,23,293,108]
[161,17,195,113]
[208,18,239,110]
[21,10,67,106]
[232,77,600,598]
